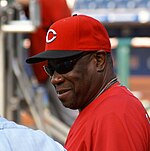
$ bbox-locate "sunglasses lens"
[55,61,74,74]
[43,66,54,76]
[44,52,90,76]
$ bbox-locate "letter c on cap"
[46,29,57,43]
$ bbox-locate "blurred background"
[0,0,150,144]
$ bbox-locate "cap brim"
[26,50,83,64]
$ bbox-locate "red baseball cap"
[26,14,111,64]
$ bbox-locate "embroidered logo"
[46,29,57,43]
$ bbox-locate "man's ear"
[95,50,107,72]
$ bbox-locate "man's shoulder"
[0,117,44,143]
[0,117,66,151]
[103,83,140,103]
[93,84,144,116]
[0,117,27,129]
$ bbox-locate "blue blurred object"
[75,0,150,9]
[74,0,150,23]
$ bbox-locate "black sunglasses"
[43,52,92,77]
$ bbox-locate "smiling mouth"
[57,89,70,95]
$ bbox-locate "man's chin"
[61,100,78,110]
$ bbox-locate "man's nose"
[50,71,64,85]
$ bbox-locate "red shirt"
[65,83,150,151]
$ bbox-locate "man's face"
[48,53,101,111]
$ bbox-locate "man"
[26,15,150,151]
[0,117,66,151]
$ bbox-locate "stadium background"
[0,0,150,144]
